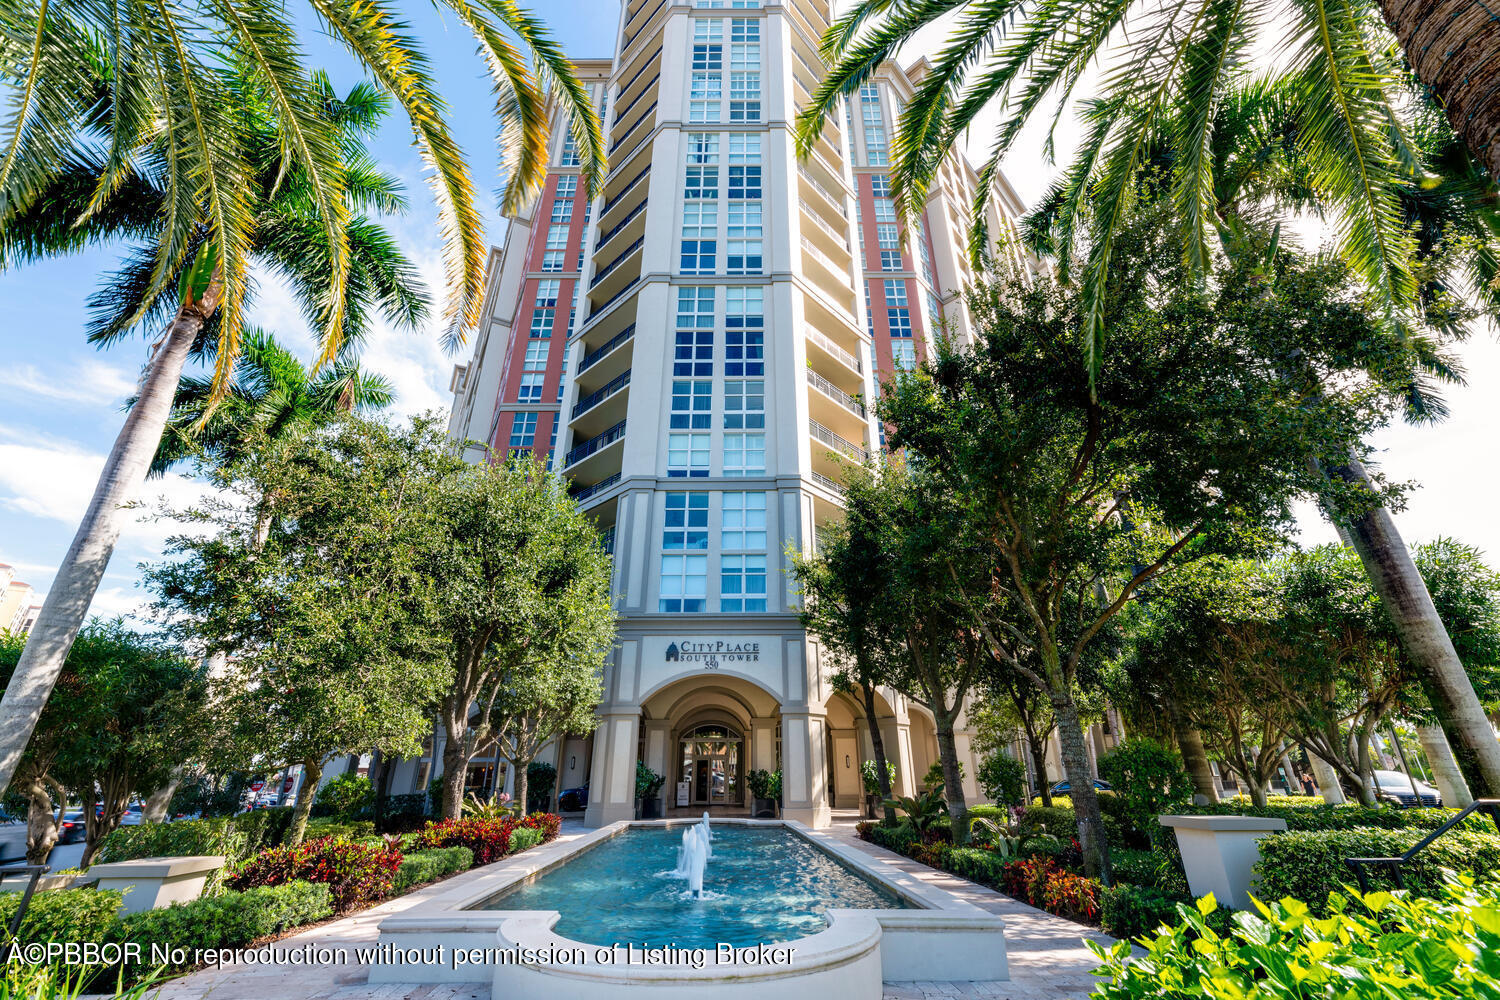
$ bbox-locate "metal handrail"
[809,419,867,462]
[589,276,640,319]
[578,325,635,373]
[0,863,50,963]
[594,197,649,255]
[571,472,622,504]
[609,101,658,155]
[572,369,631,419]
[810,471,845,495]
[1344,798,1500,893]
[589,236,644,289]
[807,328,863,374]
[564,419,627,468]
[807,369,865,417]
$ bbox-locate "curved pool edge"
[367,818,1008,992]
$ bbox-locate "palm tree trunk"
[1174,720,1219,805]
[513,761,529,820]
[1327,455,1500,798]
[0,303,208,800]
[1376,0,1500,178]
[1416,723,1472,807]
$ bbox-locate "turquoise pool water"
[474,824,912,947]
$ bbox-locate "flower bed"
[227,835,402,911]
[412,816,519,864]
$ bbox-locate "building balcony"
[798,166,847,220]
[807,367,867,440]
[806,326,864,394]
[799,237,857,314]
[809,470,846,497]
[575,323,635,389]
[809,419,868,463]
[570,369,630,436]
[594,196,649,259]
[570,471,621,506]
[799,198,852,262]
[809,419,868,484]
[587,237,644,311]
[564,419,627,486]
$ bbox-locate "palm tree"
[0,71,426,801]
[795,0,1458,374]
[1023,79,1500,797]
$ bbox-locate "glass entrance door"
[679,725,742,805]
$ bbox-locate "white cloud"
[0,359,139,408]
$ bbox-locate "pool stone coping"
[369,818,1007,988]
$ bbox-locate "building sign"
[664,639,762,669]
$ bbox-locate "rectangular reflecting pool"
[471,824,913,948]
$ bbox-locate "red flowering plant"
[228,836,401,911]
[998,855,1102,923]
[520,812,561,842]
[412,817,518,864]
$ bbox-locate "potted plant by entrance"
[748,769,777,818]
[861,759,897,819]
[635,762,665,819]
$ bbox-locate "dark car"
[58,810,87,844]
[557,786,589,812]
[1049,778,1113,795]
[1373,769,1442,808]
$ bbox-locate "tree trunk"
[141,770,184,824]
[1027,729,1053,807]
[1175,722,1219,805]
[287,758,323,846]
[82,773,133,868]
[1247,775,1269,808]
[0,308,206,800]
[934,719,969,844]
[1328,455,1500,798]
[23,776,62,865]
[513,761,529,819]
[1416,723,1472,807]
[1053,697,1112,884]
[1376,0,1500,178]
[441,734,467,821]
[1308,753,1347,805]
[859,683,897,825]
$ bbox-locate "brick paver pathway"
[130,819,1127,1000]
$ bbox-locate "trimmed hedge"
[943,846,1011,888]
[392,847,473,894]
[96,819,249,893]
[1254,826,1500,915]
[508,827,543,853]
[1018,805,1127,848]
[376,793,431,833]
[869,822,921,855]
[114,881,332,979]
[231,807,295,853]
[1181,802,1477,832]
[0,887,123,944]
[303,818,376,841]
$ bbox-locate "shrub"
[1097,740,1193,848]
[508,827,543,853]
[635,762,664,801]
[1109,847,1184,891]
[1019,802,1128,849]
[227,836,401,911]
[944,846,1010,888]
[870,821,921,855]
[1253,826,1500,915]
[1000,855,1102,922]
[95,818,249,888]
[1180,801,1477,833]
[1100,884,1188,939]
[978,754,1027,807]
[313,775,374,819]
[413,817,518,865]
[1090,876,1500,1000]
[114,881,331,979]
[376,793,431,833]
[520,812,561,842]
[922,760,964,791]
[229,807,295,854]
[392,847,473,894]
[526,763,557,814]
[855,820,875,841]
[965,804,1008,822]
[860,759,897,795]
[303,818,376,841]
[0,887,123,944]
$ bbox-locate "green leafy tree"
[427,454,616,821]
[0,69,431,803]
[148,416,460,844]
[880,224,1413,880]
[1096,740,1192,847]
[978,752,1027,808]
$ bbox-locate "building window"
[725,286,764,376]
[509,412,538,450]
[721,491,767,548]
[523,339,549,371]
[663,491,709,550]
[550,198,573,224]
[720,554,767,612]
[542,250,565,272]
[530,280,559,336]
[685,134,720,199]
[885,279,912,337]
[723,432,765,476]
[689,19,723,124]
[555,175,577,198]
[918,218,936,285]
[670,379,713,429]
[861,83,887,166]
[667,433,711,478]
[728,135,761,198]
[518,373,545,402]
[680,202,717,275]
[660,553,708,612]
[560,132,580,167]
[726,202,762,274]
[891,340,917,370]
[723,378,764,429]
[729,23,760,123]
[600,525,615,555]
[675,288,715,377]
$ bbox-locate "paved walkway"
[132,819,1124,1000]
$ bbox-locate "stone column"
[750,716,779,772]
[893,721,916,796]
[584,711,641,826]
[780,711,831,827]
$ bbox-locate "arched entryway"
[679,723,744,806]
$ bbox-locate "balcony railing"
[610,101,657,155]
[577,324,635,373]
[616,45,662,99]
[564,419,627,468]
[620,0,666,55]
[594,197,649,255]
[599,165,651,218]
[807,369,865,417]
[572,369,631,419]
[810,471,845,496]
[590,236,644,289]
[612,73,660,133]
[799,199,850,250]
[800,236,846,281]
[810,419,867,462]
[571,471,622,504]
[589,276,640,318]
[807,328,863,376]
[798,167,847,217]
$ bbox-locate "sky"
[0,1,1496,623]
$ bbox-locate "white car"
[1373,769,1442,808]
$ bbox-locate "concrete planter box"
[0,873,85,893]
[1158,815,1288,910]
[84,856,225,914]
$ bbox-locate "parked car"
[1049,778,1113,795]
[1373,769,1441,808]
[558,786,589,812]
[119,803,145,826]
[0,808,28,864]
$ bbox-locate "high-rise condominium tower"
[444,1,1027,826]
